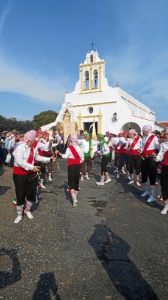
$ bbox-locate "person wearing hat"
[41,131,53,183]
[127,129,142,186]
[13,130,56,223]
[140,125,159,202]
[55,134,84,207]
[78,132,97,180]
[104,131,113,165]
[35,130,53,188]
[118,130,129,176]
[111,132,122,178]
[152,128,168,214]
[96,134,111,185]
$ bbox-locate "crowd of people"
[0,125,168,224]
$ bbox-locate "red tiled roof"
[157,121,168,128]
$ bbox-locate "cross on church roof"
[90,42,94,50]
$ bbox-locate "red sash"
[163,150,168,165]
[115,142,120,153]
[33,141,38,149]
[129,136,140,155]
[141,134,155,157]
[120,141,128,153]
[107,138,112,149]
[27,147,34,164]
[68,145,80,166]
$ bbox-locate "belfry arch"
[121,122,141,133]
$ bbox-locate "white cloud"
[0,0,11,36]
[0,56,66,105]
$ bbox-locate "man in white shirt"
[140,125,159,202]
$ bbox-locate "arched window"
[84,70,89,89]
[90,54,93,63]
[93,69,98,88]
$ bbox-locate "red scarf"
[68,145,80,166]
[163,150,168,165]
[141,134,155,157]
[129,136,140,155]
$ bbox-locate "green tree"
[0,115,33,132]
[33,110,58,130]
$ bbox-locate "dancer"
[13,130,56,223]
[127,129,142,186]
[96,134,111,185]
[140,125,159,202]
[55,135,84,207]
[78,132,97,180]
[153,128,168,214]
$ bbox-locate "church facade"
[42,50,164,134]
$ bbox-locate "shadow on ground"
[89,224,159,300]
[0,248,21,289]
[32,272,61,300]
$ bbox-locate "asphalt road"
[0,158,168,300]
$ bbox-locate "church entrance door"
[83,122,98,135]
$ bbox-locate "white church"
[42,50,164,135]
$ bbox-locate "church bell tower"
[79,49,105,94]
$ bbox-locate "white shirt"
[127,136,142,150]
[154,140,168,162]
[99,142,110,156]
[8,137,15,150]
[78,139,98,154]
[141,133,159,152]
[13,142,50,171]
[111,137,120,149]
[62,144,84,163]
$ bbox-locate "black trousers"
[118,153,129,171]
[68,164,81,190]
[13,173,38,206]
[128,155,141,175]
[101,156,109,175]
[160,164,168,200]
[114,152,120,168]
[141,157,157,185]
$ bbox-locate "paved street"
[0,158,168,300]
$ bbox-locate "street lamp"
[113,112,117,122]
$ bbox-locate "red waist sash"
[163,150,168,165]
[13,166,33,175]
[142,149,155,157]
[129,149,140,155]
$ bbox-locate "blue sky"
[0,0,168,121]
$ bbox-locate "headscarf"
[36,129,42,136]
[123,130,128,136]
[42,131,48,136]
[70,134,78,146]
[118,132,123,137]
[23,130,36,142]
[84,132,90,137]
[97,133,104,140]
[142,125,152,133]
